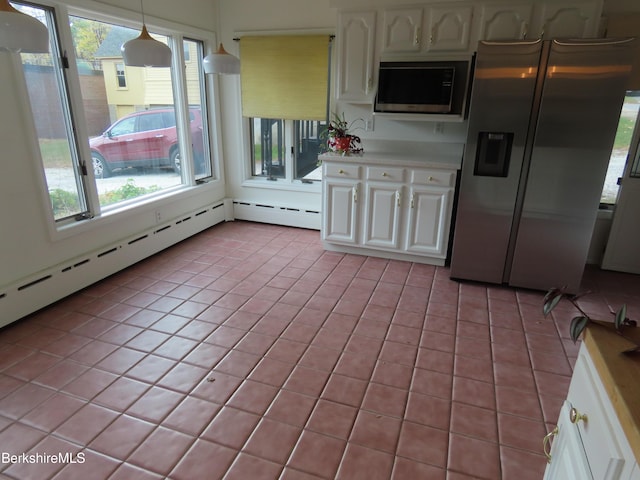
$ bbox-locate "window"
[14,1,215,224]
[251,118,285,179]
[72,17,184,206]
[249,118,327,182]
[115,63,126,88]
[183,38,212,180]
[240,35,331,184]
[294,120,327,181]
[602,91,640,204]
[18,3,89,221]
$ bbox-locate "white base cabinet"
[321,157,456,265]
[543,341,640,480]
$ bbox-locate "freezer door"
[509,38,635,292]
[450,40,543,283]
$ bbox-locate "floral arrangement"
[322,112,364,156]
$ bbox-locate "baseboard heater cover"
[1,202,226,328]
[232,200,321,230]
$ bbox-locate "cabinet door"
[363,183,403,249]
[480,4,533,41]
[426,5,473,52]
[568,346,629,479]
[544,401,594,480]
[323,180,360,244]
[405,186,452,257]
[336,11,376,102]
[535,2,600,39]
[382,7,423,53]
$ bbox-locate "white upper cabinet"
[480,4,534,41]
[382,8,424,53]
[535,1,601,39]
[336,11,376,102]
[335,1,602,105]
[426,4,474,52]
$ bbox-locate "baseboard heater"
[0,202,226,328]
[232,200,321,230]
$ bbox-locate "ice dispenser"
[474,131,513,177]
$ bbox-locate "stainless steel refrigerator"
[450,38,636,293]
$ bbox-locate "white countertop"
[318,141,464,170]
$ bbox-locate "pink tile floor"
[1,221,639,479]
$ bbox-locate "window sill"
[50,180,221,241]
[241,177,321,193]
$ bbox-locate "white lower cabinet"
[544,401,594,480]
[364,182,403,249]
[543,342,639,480]
[322,163,361,244]
[322,158,456,265]
[405,185,452,255]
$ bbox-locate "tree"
[70,17,111,70]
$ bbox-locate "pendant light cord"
[140,0,145,25]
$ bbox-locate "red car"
[89,108,203,178]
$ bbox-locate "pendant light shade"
[0,0,49,53]
[121,24,171,67]
[203,43,240,75]
[121,1,171,68]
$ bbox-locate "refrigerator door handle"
[553,37,636,47]
[480,39,542,47]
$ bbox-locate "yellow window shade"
[240,35,330,120]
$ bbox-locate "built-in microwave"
[374,59,471,115]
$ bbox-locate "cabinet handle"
[410,193,415,209]
[428,176,434,181]
[396,191,401,207]
[353,185,358,203]
[540,23,547,40]
[522,22,528,40]
[569,407,587,425]
[366,77,372,95]
[339,169,345,174]
[382,172,388,177]
[414,27,421,46]
[543,426,559,464]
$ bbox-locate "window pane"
[115,63,126,88]
[251,118,285,179]
[184,38,212,180]
[294,120,326,182]
[70,16,182,207]
[18,3,88,221]
[602,92,640,203]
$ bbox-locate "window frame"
[14,0,223,239]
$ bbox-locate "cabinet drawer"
[366,166,404,182]
[411,169,456,187]
[324,163,361,179]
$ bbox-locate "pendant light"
[0,0,49,53]
[121,0,171,68]
[203,43,240,75]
